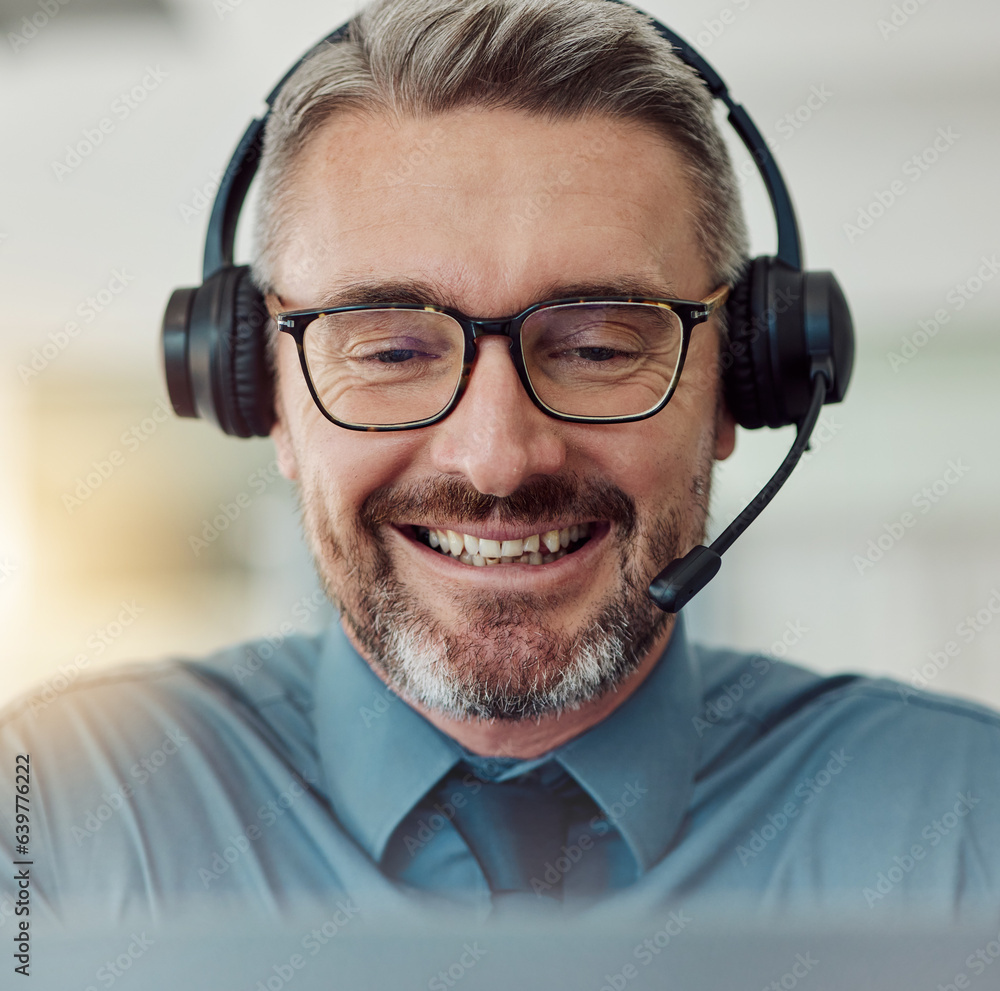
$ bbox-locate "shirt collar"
[555,616,703,872]
[314,616,703,872]
[314,623,462,863]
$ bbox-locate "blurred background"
[1,0,998,709]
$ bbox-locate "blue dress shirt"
[1,616,999,988]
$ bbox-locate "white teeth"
[420,524,591,565]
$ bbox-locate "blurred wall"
[1,0,998,708]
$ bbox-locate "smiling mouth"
[411,523,594,566]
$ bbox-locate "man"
[2,0,998,985]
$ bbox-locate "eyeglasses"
[271,287,729,431]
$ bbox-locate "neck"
[346,619,675,760]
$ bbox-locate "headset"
[161,0,855,613]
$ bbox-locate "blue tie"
[382,760,603,903]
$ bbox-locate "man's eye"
[572,347,622,362]
[373,349,417,363]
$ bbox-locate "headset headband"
[202,11,802,280]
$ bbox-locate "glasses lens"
[520,302,684,417]
[301,309,465,426]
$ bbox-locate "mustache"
[361,474,638,537]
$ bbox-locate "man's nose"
[427,336,567,497]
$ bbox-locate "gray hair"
[250,0,749,297]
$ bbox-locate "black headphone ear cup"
[723,258,768,430]
[164,266,275,438]
[227,268,275,438]
[803,269,854,407]
[724,258,821,430]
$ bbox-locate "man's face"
[270,108,735,720]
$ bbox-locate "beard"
[297,467,712,722]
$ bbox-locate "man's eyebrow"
[313,279,445,309]
[308,276,686,313]
[536,278,685,302]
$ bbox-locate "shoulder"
[686,641,1000,916]
[0,628,324,755]
[690,639,1000,824]
[0,631,332,918]
[690,639,1000,854]
[692,639,1000,749]
[0,630,328,840]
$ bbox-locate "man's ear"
[271,414,299,481]
[270,347,300,481]
[715,394,736,461]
